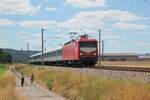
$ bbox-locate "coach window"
[56,51,58,56]
[47,53,49,57]
[49,53,51,57]
[120,58,127,61]
[109,58,118,61]
[54,52,56,56]
[48,53,51,57]
[52,52,54,56]
[46,53,47,57]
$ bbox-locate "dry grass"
[0,88,25,100]
[0,71,25,100]
[15,64,150,100]
[0,71,15,88]
[106,85,150,100]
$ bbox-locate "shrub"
[47,79,53,90]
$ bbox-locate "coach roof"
[30,47,62,57]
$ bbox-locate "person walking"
[30,73,34,85]
[21,72,24,87]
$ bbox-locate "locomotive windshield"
[80,42,97,47]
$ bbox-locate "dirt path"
[13,70,65,100]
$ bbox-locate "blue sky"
[0,0,150,53]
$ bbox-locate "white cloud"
[66,0,106,8]
[19,10,141,33]
[16,32,41,47]
[45,7,57,11]
[113,22,147,30]
[0,19,15,26]
[133,41,150,47]
[58,10,140,32]
[0,40,7,47]
[0,0,41,15]
[16,32,64,50]
[51,34,65,39]
[103,34,121,40]
[107,40,120,47]
[49,34,68,40]
[19,20,58,29]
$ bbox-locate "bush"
[47,79,53,90]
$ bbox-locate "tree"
[0,49,12,63]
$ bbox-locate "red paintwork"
[63,41,79,60]
[62,36,98,61]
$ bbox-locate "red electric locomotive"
[30,34,98,67]
[63,34,98,66]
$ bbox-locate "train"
[29,34,98,67]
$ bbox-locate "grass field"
[15,64,150,100]
[0,64,25,100]
[0,64,6,77]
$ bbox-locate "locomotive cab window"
[80,42,97,47]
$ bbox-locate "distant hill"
[1,48,40,63]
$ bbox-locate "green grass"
[0,64,6,77]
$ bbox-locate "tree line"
[0,49,12,63]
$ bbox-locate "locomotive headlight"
[94,53,97,55]
[80,53,83,55]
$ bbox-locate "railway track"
[95,66,150,73]
[45,64,150,73]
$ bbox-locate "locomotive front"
[78,35,98,66]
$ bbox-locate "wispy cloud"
[112,22,147,30]
[0,40,7,47]
[19,20,58,29]
[133,40,150,47]
[45,6,57,11]
[103,34,121,40]
[0,19,15,26]
[19,10,141,32]
[16,32,41,47]
[50,34,68,40]
[0,0,41,15]
[66,0,106,8]
[107,40,121,48]
[57,10,140,32]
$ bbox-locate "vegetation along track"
[45,65,150,82]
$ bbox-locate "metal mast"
[99,29,101,68]
[42,28,44,66]
[102,40,104,54]
[41,28,46,67]
[27,43,29,64]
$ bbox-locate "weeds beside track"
[15,64,150,100]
